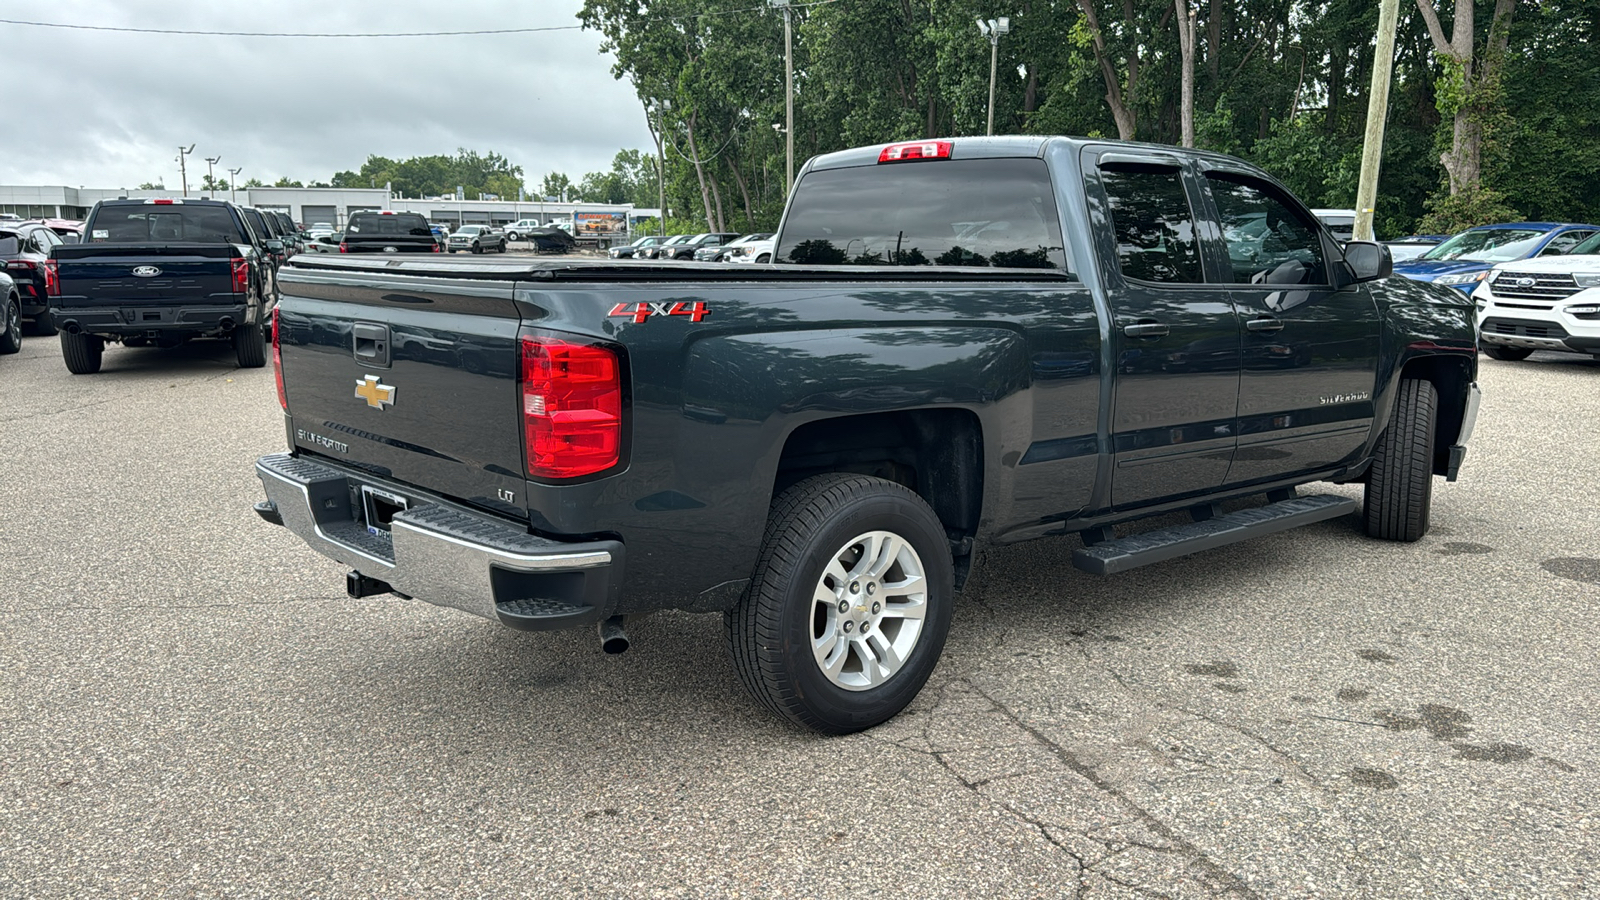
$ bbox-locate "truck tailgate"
[275,265,529,517]
[52,242,240,306]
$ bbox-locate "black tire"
[1482,344,1533,362]
[726,473,955,734]
[471,242,482,254]
[31,313,56,336]
[506,232,519,242]
[60,331,104,374]
[1364,378,1437,542]
[0,295,21,354]
[756,253,772,264]
[233,322,266,368]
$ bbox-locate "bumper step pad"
[1072,493,1357,575]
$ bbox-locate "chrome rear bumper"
[255,453,621,630]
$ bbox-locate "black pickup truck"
[339,211,441,254]
[255,137,1481,734]
[50,198,273,373]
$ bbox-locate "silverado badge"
[355,374,397,410]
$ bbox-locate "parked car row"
[606,232,774,263]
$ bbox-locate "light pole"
[176,144,195,197]
[227,167,242,204]
[976,17,1011,136]
[769,0,794,193]
[204,155,221,199]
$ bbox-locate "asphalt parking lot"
[1,337,1596,899]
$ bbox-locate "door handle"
[1246,316,1285,333]
[1122,321,1169,339]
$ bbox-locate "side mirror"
[1343,241,1392,284]
[266,239,285,252]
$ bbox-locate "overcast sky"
[4,0,654,190]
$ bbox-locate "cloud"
[9,0,652,188]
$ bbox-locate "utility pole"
[1354,0,1401,242]
[977,18,1011,136]
[227,167,242,204]
[653,105,666,235]
[204,155,221,199]
[770,0,794,193]
[176,144,195,197]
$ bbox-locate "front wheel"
[0,296,21,354]
[726,473,954,734]
[1481,344,1533,362]
[755,253,772,264]
[60,331,104,374]
[471,242,482,254]
[1364,378,1437,542]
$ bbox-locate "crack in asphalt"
[1081,643,1324,790]
[879,676,1262,899]
[962,679,1267,900]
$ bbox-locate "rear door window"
[776,157,1068,271]
[1097,163,1203,284]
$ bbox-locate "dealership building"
[0,185,660,230]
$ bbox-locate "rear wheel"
[726,473,954,734]
[233,322,266,368]
[60,331,104,374]
[0,295,21,354]
[1364,378,1437,542]
[1481,344,1533,362]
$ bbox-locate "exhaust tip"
[599,615,629,655]
[218,317,235,331]
[63,321,81,335]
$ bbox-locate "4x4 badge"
[355,374,396,409]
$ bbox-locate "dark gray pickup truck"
[255,136,1481,733]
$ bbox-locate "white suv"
[1472,233,1600,362]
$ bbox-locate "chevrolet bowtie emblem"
[355,374,396,409]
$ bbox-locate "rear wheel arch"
[773,409,984,583]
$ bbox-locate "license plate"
[360,486,409,535]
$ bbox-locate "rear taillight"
[230,257,249,294]
[338,242,348,253]
[42,259,59,296]
[6,259,36,271]
[272,307,286,411]
[520,336,623,479]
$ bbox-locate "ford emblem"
[1515,277,1536,287]
[382,246,399,253]
[132,265,161,278]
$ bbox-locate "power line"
[0,1,847,39]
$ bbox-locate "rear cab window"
[85,204,245,243]
[347,213,433,237]
[777,157,1069,272]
